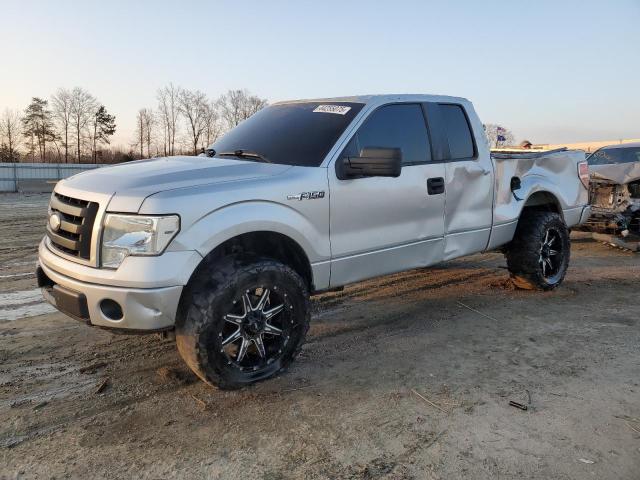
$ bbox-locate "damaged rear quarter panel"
[488,151,588,249]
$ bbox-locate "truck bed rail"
[491,148,569,160]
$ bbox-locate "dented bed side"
[487,150,589,250]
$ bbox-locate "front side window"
[343,104,431,165]
[211,102,364,167]
[440,104,475,160]
[587,146,640,166]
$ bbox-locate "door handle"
[427,177,445,195]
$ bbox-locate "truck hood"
[590,162,640,185]
[57,156,292,212]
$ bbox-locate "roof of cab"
[600,141,640,150]
[274,94,471,106]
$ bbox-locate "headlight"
[101,214,180,268]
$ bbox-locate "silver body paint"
[38,94,590,331]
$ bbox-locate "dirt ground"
[0,193,638,479]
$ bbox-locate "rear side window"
[440,104,475,160]
[344,104,431,164]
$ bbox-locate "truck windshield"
[211,102,364,167]
[588,146,640,165]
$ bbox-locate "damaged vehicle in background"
[583,142,640,237]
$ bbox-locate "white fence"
[0,163,105,192]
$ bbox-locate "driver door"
[328,103,446,287]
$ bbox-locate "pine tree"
[91,105,116,163]
[22,97,57,162]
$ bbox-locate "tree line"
[0,86,267,163]
[135,86,267,159]
[2,88,517,163]
[0,88,116,164]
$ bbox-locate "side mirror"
[336,147,402,180]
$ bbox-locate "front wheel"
[175,255,310,389]
[505,211,570,290]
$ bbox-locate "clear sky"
[1,0,638,148]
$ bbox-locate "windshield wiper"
[217,149,271,163]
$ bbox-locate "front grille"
[47,193,99,260]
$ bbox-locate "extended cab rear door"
[423,102,494,260]
[328,103,446,286]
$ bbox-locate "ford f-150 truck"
[37,94,591,388]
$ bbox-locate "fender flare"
[182,200,327,260]
[173,200,329,290]
[516,176,566,220]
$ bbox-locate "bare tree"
[203,100,222,148]
[50,137,63,162]
[178,88,208,155]
[142,109,154,158]
[0,109,22,162]
[134,108,154,159]
[242,93,268,120]
[159,109,169,155]
[70,87,97,162]
[483,123,515,148]
[157,90,169,156]
[157,84,180,156]
[217,89,243,129]
[51,88,73,163]
[217,89,268,131]
[135,109,145,159]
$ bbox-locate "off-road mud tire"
[175,255,310,389]
[505,211,570,290]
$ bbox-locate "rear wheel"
[505,211,570,290]
[175,255,310,389]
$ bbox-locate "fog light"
[100,299,123,321]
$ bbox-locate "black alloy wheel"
[176,255,310,389]
[219,286,293,372]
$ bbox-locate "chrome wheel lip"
[220,286,291,371]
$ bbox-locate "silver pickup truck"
[37,94,590,388]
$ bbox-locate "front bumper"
[38,239,202,331]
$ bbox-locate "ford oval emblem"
[49,212,62,232]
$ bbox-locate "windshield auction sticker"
[313,105,351,115]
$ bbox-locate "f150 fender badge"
[287,191,325,201]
